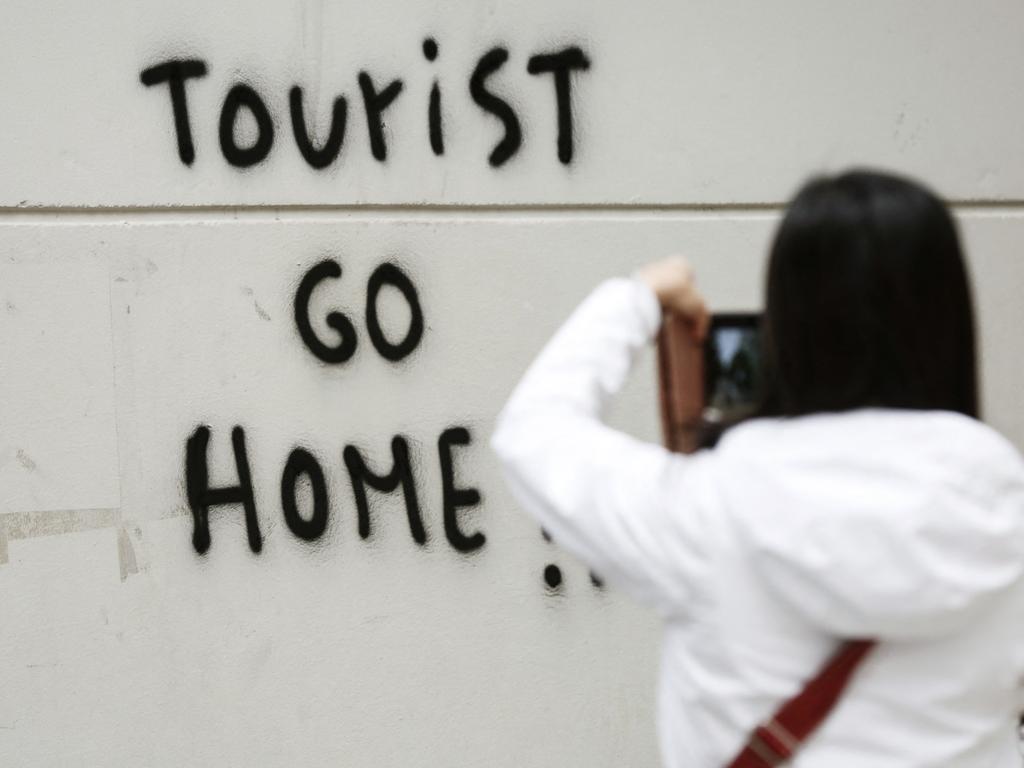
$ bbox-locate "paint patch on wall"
[15,450,37,472]
[0,508,142,581]
[117,524,140,581]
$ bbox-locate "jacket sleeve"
[490,277,713,617]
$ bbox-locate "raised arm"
[490,267,714,616]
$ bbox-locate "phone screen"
[703,313,762,424]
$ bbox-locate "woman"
[491,170,1024,766]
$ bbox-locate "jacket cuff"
[626,275,664,339]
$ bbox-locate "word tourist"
[141,40,591,170]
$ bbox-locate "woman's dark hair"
[755,169,978,420]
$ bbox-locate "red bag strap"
[726,639,875,767]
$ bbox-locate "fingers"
[693,297,710,342]
[680,292,709,343]
[636,255,710,342]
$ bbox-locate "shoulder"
[700,408,1024,637]
[716,408,1024,468]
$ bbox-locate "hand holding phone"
[658,311,762,454]
[636,256,710,342]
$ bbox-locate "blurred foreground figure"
[492,170,1024,767]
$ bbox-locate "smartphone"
[657,311,762,453]
[702,313,762,425]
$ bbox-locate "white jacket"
[491,277,1024,767]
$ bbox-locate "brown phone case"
[656,312,704,454]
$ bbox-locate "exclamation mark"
[540,528,605,592]
[541,528,563,591]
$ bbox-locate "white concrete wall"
[1,2,1023,766]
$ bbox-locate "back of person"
[658,408,1024,766]
[491,170,1024,766]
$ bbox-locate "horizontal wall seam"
[0,200,1023,221]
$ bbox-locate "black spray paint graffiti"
[185,425,484,555]
[293,259,424,364]
[184,258,484,557]
[181,257,601,594]
[541,528,604,593]
[140,41,591,169]
[424,38,443,156]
